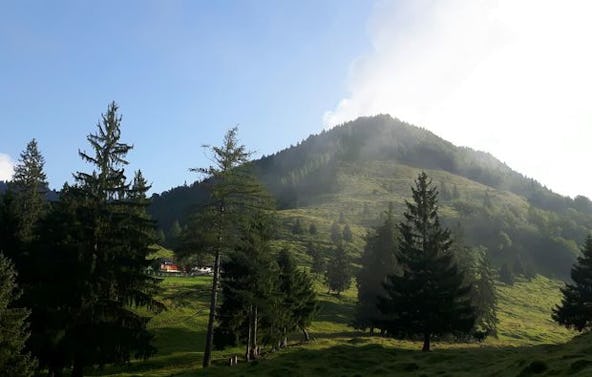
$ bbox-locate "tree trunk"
[422,332,431,352]
[380,328,386,337]
[369,326,375,336]
[302,327,310,342]
[202,248,221,368]
[279,326,288,348]
[245,305,253,361]
[249,306,258,360]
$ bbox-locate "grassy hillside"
[267,160,582,280]
[150,115,592,279]
[89,274,581,377]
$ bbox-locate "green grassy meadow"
[86,273,592,377]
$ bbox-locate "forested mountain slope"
[150,115,592,279]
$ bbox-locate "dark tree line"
[0,102,163,376]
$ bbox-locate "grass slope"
[90,274,582,377]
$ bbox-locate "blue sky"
[1,0,373,192]
[3,1,592,199]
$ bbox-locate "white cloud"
[324,0,592,199]
[0,153,14,181]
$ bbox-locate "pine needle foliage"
[379,172,475,351]
[30,102,163,377]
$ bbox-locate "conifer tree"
[183,127,271,367]
[310,248,326,277]
[213,211,275,360]
[472,252,498,338]
[450,234,498,340]
[553,235,592,331]
[0,254,36,377]
[167,220,182,249]
[276,249,318,343]
[31,102,164,376]
[325,243,352,295]
[330,221,341,243]
[1,140,49,292]
[74,102,162,376]
[379,172,475,351]
[342,224,353,242]
[10,139,48,243]
[27,183,79,376]
[354,204,398,333]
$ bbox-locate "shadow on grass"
[192,333,592,377]
[308,330,364,340]
[85,351,200,377]
[87,334,592,377]
[84,327,204,376]
[152,326,205,355]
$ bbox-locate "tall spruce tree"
[354,204,398,333]
[553,235,592,331]
[1,140,49,293]
[0,143,55,376]
[75,102,162,375]
[0,254,37,377]
[31,102,163,376]
[378,172,475,351]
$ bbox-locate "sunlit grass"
[87,272,585,377]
